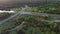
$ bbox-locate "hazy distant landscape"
[0,0,60,9]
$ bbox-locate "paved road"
[0,11,60,24]
[0,7,60,24]
[0,12,22,24]
[42,20,60,22]
[0,7,27,24]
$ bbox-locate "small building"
[0,10,15,13]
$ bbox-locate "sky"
[0,0,60,3]
[0,0,42,4]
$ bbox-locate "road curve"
[0,11,60,24]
